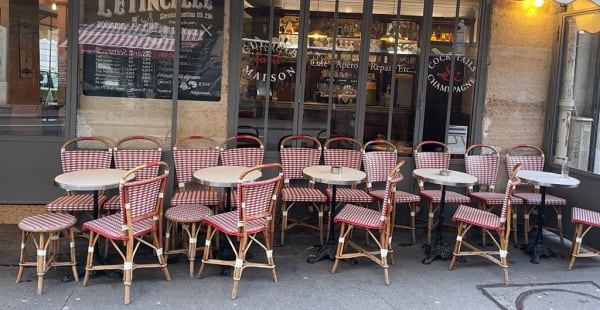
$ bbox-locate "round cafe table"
[302,165,366,263]
[412,168,477,264]
[54,168,132,219]
[517,170,580,264]
[193,165,262,211]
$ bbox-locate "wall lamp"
[553,0,575,5]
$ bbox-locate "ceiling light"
[308,30,327,39]
[51,1,57,10]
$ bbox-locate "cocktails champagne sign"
[427,54,476,93]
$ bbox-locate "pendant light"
[308,0,327,39]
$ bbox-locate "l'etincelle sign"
[96,0,215,16]
[427,54,476,93]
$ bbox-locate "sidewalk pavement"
[1,222,600,310]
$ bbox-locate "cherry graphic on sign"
[439,65,463,83]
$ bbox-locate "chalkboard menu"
[81,1,224,101]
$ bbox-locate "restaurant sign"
[427,54,476,93]
[241,38,296,82]
[81,0,224,101]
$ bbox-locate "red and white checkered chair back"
[499,163,522,224]
[118,161,169,234]
[279,135,322,182]
[236,163,283,233]
[506,144,544,188]
[506,144,544,172]
[60,136,113,173]
[465,144,499,192]
[363,140,398,187]
[173,136,219,189]
[380,160,406,218]
[113,135,162,181]
[414,141,450,169]
[220,135,264,167]
[323,137,363,170]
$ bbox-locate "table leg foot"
[422,243,453,264]
[307,244,336,264]
[526,243,558,264]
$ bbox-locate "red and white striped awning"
[76,22,208,51]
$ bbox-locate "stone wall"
[482,0,562,183]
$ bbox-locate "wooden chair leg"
[263,230,277,283]
[186,222,203,278]
[512,208,519,245]
[449,223,465,271]
[123,239,133,305]
[231,236,248,300]
[83,232,100,287]
[568,223,584,271]
[36,232,47,295]
[280,203,289,246]
[197,226,214,278]
[381,230,390,285]
[150,229,170,281]
[500,232,509,284]
[16,231,27,283]
[317,203,324,246]
[555,206,564,247]
[68,227,79,282]
[331,223,347,274]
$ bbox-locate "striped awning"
[76,22,208,51]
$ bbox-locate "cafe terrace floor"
[1,220,600,309]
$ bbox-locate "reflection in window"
[0,1,67,136]
[553,12,600,174]
[79,2,223,101]
[236,0,483,155]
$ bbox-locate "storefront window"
[364,1,423,155]
[80,2,222,101]
[237,0,483,155]
[552,10,600,174]
[0,0,68,136]
[421,0,479,155]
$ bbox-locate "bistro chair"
[464,144,523,246]
[82,161,171,305]
[323,137,372,213]
[16,212,79,295]
[220,134,264,167]
[103,135,163,213]
[46,136,113,216]
[363,139,420,245]
[170,136,221,209]
[414,141,470,244]
[506,144,566,246]
[568,207,600,270]
[331,160,407,285]
[220,134,265,209]
[449,163,522,284]
[279,135,328,246]
[197,163,283,299]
